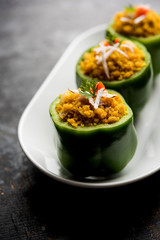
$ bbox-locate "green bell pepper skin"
[76,40,153,116]
[107,23,160,76]
[49,90,137,177]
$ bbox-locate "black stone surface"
[0,0,160,239]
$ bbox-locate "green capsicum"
[49,83,137,177]
[76,37,153,116]
[107,4,160,76]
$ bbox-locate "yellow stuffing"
[56,90,127,127]
[80,40,145,81]
[113,9,160,37]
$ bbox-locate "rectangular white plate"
[18,24,160,188]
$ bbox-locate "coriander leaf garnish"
[106,30,119,45]
[79,79,98,99]
[124,4,135,12]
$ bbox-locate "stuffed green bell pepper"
[49,80,137,177]
[76,35,153,115]
[108,4,160,76]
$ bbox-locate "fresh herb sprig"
[106,30,119,45]
[124,4,135,12]
[79,79,98,99]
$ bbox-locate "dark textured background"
[0,0,160,239]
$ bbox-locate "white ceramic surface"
[18,24,160,188]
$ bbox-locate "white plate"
[18,24,160,188]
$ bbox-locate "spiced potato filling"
[56,81,127,128]
[80,39,145,81]
[113,5,160,37]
